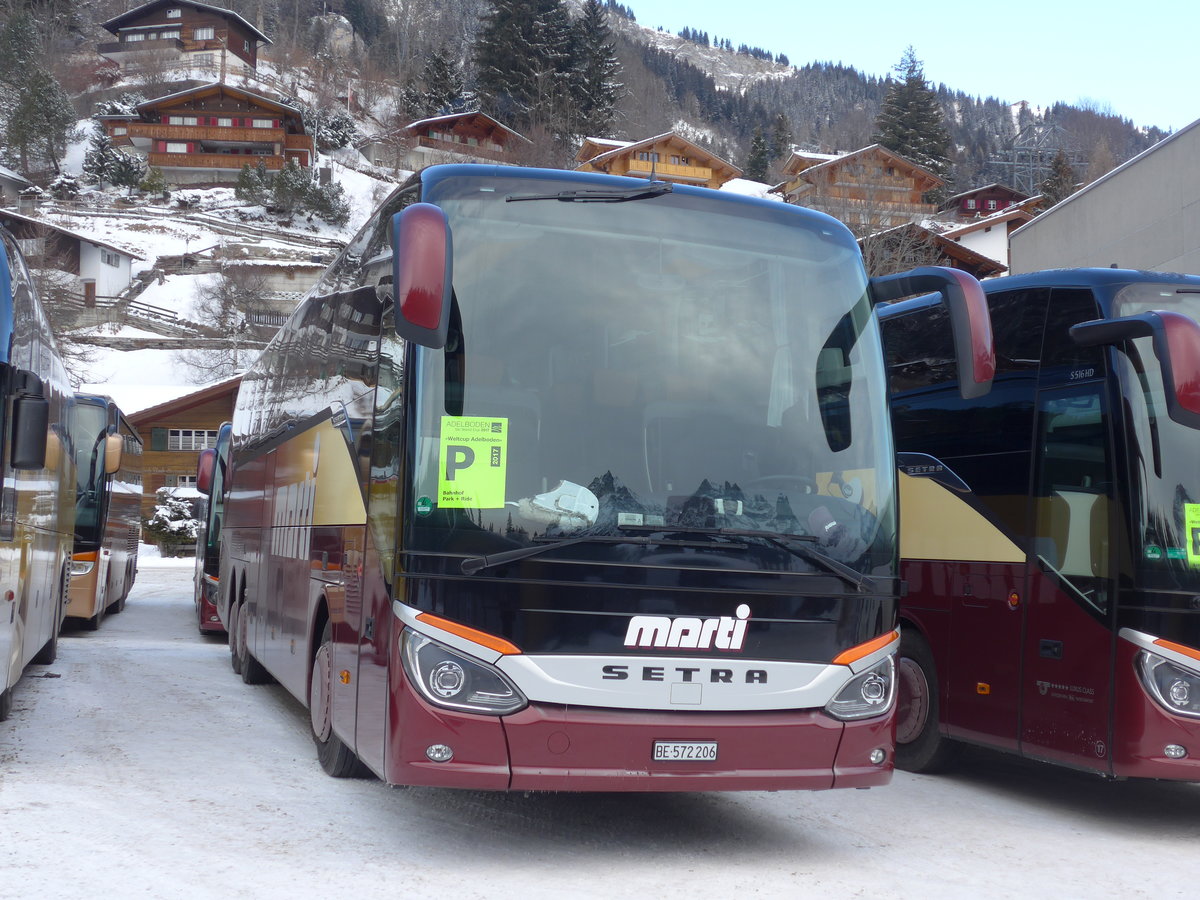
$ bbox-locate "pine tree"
[0,14,78,174]
[109,150,147,191]
[571,0,622,137]
[271,159,312,216]
[744,126,769,182]
[235,162,269,205]
[768,113,792,165]
[874,47,951,179]
[1040,150,1078,206]
[83,129,120,188]
[474,0,575,130]
[421,48,467,116]
[139,166,168,198]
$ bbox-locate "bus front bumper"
[386,687,895,791]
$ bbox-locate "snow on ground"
[1,565,1199,899]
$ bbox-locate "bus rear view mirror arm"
[869,266,995,400]
[392,202,453,349]
[1072,311,1200,430]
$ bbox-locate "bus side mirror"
[196,447,216,496]
[10,370,49,470]
[869,266,995,400]
[391,202,452,349]
[1072,311,1200,429]
[104,432,123,475]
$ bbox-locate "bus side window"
[1033,387,1113,612]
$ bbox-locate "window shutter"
[151,428,168,451]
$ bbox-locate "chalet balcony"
[148,151,287,171]
[413,135,511,163]
[97,38,185,57]
[126,122,286,144]
[625,160,714,184]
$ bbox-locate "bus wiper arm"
[506,182,673,203]
[462,535,644,575]
[619,524,873,593]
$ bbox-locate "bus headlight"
[825,655,896,721]
[71,560,95,577]
[1137,651,1200,719]
[400,629,527,716]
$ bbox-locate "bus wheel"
[82,609,102,631]
[228,600,243,675]
[310,619,369,778]
[895,630,954,773]
[237,600,271,686]
[0,687,11,722]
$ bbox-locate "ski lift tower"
[994,122,1085,195]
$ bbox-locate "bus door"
[1019,289,1117,772]
[933,288,1044,751]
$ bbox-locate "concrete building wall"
[954,226,1010,271]
[1010,120,1200,275]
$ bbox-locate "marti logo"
[623,604,751,651]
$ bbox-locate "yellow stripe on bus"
[899,472,1024,564]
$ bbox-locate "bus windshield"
[409,174,895,575]
[70,400,109,546]
[1113,283,1200,592]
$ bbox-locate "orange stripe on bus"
[1154,637,1200,663]
[74,550,97,563]
[416,612,522,655]
[832,629,900,666]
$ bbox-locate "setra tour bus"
[193,422,231,635]
[0,226,76,721]
[65,394,143,629]
[218,164,994,790]
[880,267,1200,780]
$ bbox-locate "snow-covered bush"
[143,487,201,557]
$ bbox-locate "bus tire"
[82,609,102,631]
[33,566,69,665]
[0,687,12,722]
[237,599,271,685]
[311,618,370,778]
[228,600,243,675]
[895,629,954,773]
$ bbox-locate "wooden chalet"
[100,83,314,186]
[774,144,944,233]
[940,183,1031,220]
[859,222,1006,281]
[360,111,531,170]
[127,375,240,522]
[575,133,742,190]
[98,0,271,74]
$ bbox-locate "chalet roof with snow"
[779,149,841,177]
[134,82,302,120]
[127,373,242,426]
[101,0,271,45]
[783,144,944,191]
[575,132,742,189]
[860,222,1006,280]
[403,111,530,144]
[0,209,145,260]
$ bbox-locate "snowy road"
[2,561,1199,900]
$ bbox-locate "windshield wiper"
[460,530,746,575]
[506,181,673,203]
[619,524,875,593]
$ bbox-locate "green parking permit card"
[1186,503,1200,567]
[438,416,508,509]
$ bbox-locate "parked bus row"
[195,164,995,791]
[0,226,142,721]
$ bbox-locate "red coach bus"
[880,268,1200,780]
[0,227,75,721]
[218,164,992,790]
[194,422,230,635]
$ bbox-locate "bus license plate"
[653,741,718,762]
